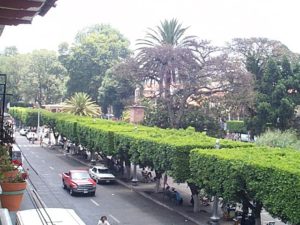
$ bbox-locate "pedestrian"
[40,136,43,147]
[97,216,110,225]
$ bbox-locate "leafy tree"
[0,51,30,104]
[98,68,135,118]
[248,57,300,134]
[228,38,300,135]
[62,92,100,117]
[58,24,131,102]
[23,49,67,105]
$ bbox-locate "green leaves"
[62,92,100,117]
[190,147,300,224]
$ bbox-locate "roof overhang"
[0,0,57,36]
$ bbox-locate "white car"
[26,132,38,141]
[89,166,115,184]
[19,128,29,136]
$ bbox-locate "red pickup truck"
[62,170,96,196]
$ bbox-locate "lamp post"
[210,196,220,225]
[36,102,40,137]
[210,139,221,225]
[131,163,138,186]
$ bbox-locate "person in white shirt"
[97,216,110,225]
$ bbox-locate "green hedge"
[190,147,300,224]
[10,107,252,181]
[226,120,247,133]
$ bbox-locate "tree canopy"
[58,24,131,102]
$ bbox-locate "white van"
[16,208,86,225]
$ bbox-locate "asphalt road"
[17,135,197,225]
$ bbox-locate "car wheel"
[90,191,95,196]
[69,188,74,196]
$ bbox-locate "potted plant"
[0,154,18,180]
[0,170,28,211]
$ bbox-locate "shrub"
[256,129,300,150]
[190,147,300,224]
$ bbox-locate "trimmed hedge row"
[190,147,300,224]
[226,120,247,133]
[10,107,253,182]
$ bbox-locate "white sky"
[1,0,300,53]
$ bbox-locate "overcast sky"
[1,0,300,53]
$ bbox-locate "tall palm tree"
[62,92,100,117]
[137,19,197,128]
[137,18,193,47]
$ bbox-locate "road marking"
[109,214,120,224]
[49,166,54,170]
[90,199,99,206]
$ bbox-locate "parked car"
[16,208,86,225]
[26,132,38,141]
[19,128,29,136]
[89,165,115,184]
[62,170,96,196]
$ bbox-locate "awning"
[0,0,57,36]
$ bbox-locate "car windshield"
[72,172,90,180]
[97,168,109,174]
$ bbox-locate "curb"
[62,152,204,225]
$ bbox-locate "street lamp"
[210,196,220,225]
[210,139,221,225]
[36,102,40,137]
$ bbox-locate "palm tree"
[62,92,100,117]
[137,18,193,47]
[136,19,197,128]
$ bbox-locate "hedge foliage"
[9,107,252,181]
[226,120,247,133]
[190,147,300,224]
[10,107,300,224]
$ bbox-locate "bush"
[256,129,300,150]
[190,147,300,224]
[226,120,247,133]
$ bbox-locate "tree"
[21,50,67,105]
[227,38,300,135]
[247,57,300,134]
[98,68,135,118]
[137,18,192,47]
[62,92,100,117]
[58,24,131,102]
[0,51,30,104]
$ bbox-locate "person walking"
[40,136,43,147]
[97,216,110,225]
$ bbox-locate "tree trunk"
[155,178,160,193]
[154,170,163,193]
[188,182,200,213]
[193,194,200,212]
[252,202,263,225]
[124,159,131,180]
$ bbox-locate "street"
[17,135,197,225]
